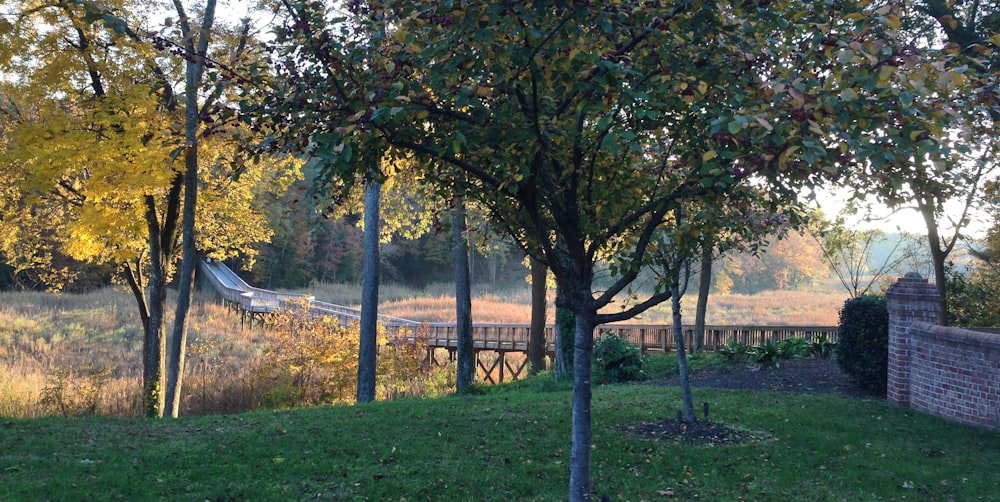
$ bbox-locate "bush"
[257,299,437,408]
[719,337,751,363]
[749,340,783,368]
[835,295,889,394]
[809,333,836,358]
[593,332,647,383]
[776,336,812,359]
[946,265,1000,327]
[39,365,113,417]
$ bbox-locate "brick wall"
[886,273,1000,431]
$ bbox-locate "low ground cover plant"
[717,336,837,369]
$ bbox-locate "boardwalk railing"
[416,323,839,354]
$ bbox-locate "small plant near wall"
[776,337,812,359]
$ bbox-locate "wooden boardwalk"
[199,259,838,383]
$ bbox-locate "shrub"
[835,295,889,394]
[719,337,751,363]
[39,365,114,417]
[809,333,836,358]
[257,299,436,408]
[748,340,783,368]
[776,336,812,359]
[593,332,647,383]
[946,265,1000,327]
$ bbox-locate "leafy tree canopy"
[243,0,968,497]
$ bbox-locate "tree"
[815,213,913,298]
[248,2,924,498]
[842,0,1000,324]
[690,189,806,349]
[692,241,713,353]
[950,192,1000,326]
[453,197,474,391]
[721,226,826,294]
[0,0,289,417]
[357,172,380,403]
[165,0,223,419]
[528,255,548,375]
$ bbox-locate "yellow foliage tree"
[0,0,296,417]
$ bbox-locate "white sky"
[807,186,991,240]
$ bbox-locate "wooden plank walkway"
[199,258,838,382]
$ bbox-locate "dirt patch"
[626,357,882,446]
[624,418,774,447]
[650,356,881,398]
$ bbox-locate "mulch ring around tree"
[623,418,775,447]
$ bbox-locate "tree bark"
[528,256,547,375]
[553,287,574,380]
[672,265,697,423]
[453,199,474,391]
[357,174,381,403]
[165,0,217,418]
[920,202,950,325]
[568,310,595,501]
[693,241,712,352]
[142,198,168,418]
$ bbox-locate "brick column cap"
[886,272,940,300]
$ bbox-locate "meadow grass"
[0,287,268,418]
[0,283,846,418]
[1,381,997,501]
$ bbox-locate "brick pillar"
[885,273,940,406]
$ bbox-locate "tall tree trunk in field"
[165,0,217,418]
[357,173,381,403]
[453,199,474,391]
[528,256,547,375]
[693,241,713,352]
[138,186,182,418]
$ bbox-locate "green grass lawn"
[2,383,998,501]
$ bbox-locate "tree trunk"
[357,174,381,403]
[672,266,697,423]
[165,0,217,418]
[920,201,950,325]
[693,242,713,352]
[528,256,547,375]
[568,310,596,501]
[142,198,169,418]
[553,287,574,380]
[453,199,474,392]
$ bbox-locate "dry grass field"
[0,281,848,418]
[373,287,845,326]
